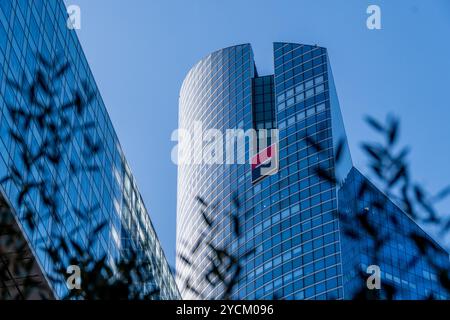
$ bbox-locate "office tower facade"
[339,168,449,299]
[0,0,179,299]
[176,43,449,300]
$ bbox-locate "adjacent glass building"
[0,0,179,299]
[176,43,450,299]
[339,168,450,299]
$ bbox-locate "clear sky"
[64,0,450,266]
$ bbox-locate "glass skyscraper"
[0,0,178,299]
[176,43,449,300]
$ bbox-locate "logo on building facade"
[251,143,279,183]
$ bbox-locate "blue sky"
[65,0,450,266]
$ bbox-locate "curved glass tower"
[176,43,449,300]
[177,43,347,300]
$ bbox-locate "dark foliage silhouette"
[0,53,159,299]
[1,53,449,301]
[306,114,450,299]
[180,114,450,301]
[177,193,256,299]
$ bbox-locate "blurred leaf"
[365,116,385,133]
[178,254,193,266]
[314,166,337,184]
[54,62,70,79]
[196,196,208,207]
[70,239,85,257]
[304,135,323,153]
[388,164,406,188]
[387,117,399,146]
[334,139,345,162]
[361,143,383,162]
[232,192,241,209]
[432,185,450,203]
[231,213,240,237]
[200,209,213,228]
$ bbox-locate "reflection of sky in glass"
[66,0,450,266]
[0,0,179,299]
